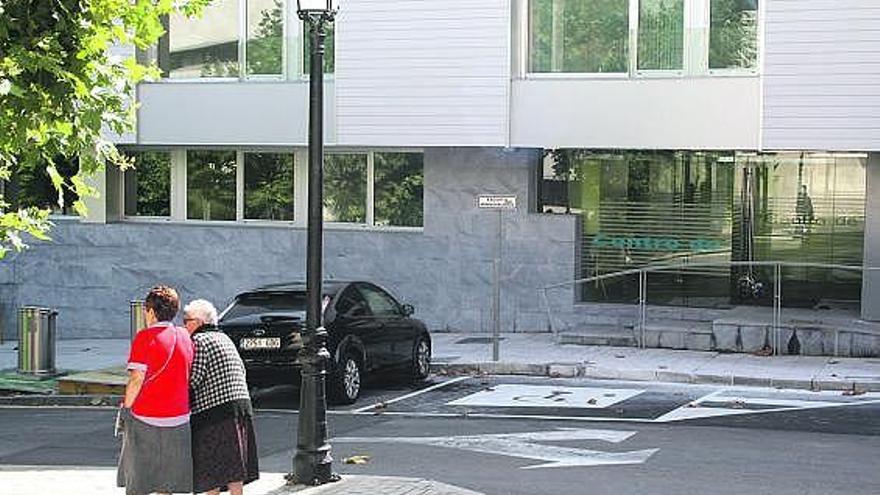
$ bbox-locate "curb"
[433,362,880,392]
[3,362,877,408]
[0,394,120,407]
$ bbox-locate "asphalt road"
[1,376,879,495]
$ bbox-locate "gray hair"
[183,299,219,326]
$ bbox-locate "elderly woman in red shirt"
[117,285,195,495]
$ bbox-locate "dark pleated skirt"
[117,410,193,495]
[191,411,259,493]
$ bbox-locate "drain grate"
[455,337,505,344]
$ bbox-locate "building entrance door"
[732,153,867,309]
[551,150,867,310]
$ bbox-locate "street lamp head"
[296,0,338,15]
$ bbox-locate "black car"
[217,281,432,404]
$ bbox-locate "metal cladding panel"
[335,0,511,147]
[137,82,334,146]
[511,78,761,150]
[763,0,880,151]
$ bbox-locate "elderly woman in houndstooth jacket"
[184,299,259,495]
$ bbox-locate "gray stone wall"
[0,147,578,339]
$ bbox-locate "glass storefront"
[540,150,867,309]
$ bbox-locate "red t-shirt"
[127,322,194,425]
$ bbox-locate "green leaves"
[0,0,210,258]
[0,208,53,260]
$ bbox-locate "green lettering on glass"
[592,233,724,252]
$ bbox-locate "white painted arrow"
[333,428,659,469]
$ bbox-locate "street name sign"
[477,194,517,209]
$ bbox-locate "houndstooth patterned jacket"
[190,330,251,414]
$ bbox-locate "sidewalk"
[0,469,483,495]
[430,333,880,391]
[1,332,880,393]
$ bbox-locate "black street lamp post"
[290,0,338,486]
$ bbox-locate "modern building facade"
[2,0,879,354]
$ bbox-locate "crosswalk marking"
[656,389,880,422]
[446,384,644,409]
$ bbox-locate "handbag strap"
[144,326,178,385]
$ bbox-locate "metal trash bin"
[17,306,58,375]
[130,300,146,341]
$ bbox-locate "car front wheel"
[331,354,362,405]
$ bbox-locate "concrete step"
[712,320,880,357]
[56,366,126,395]
[560,322,715,351]
[557,324,638,347]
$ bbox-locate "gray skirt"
[117,409,193,495]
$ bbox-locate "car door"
[334,285,385,371]
[357,283,413,368]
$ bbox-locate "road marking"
[334,427,658,469]
[352,376,470,413]
[0,468,289,493]
[656,388,880,422]
[349,410,659,423]
[447,384,644,409]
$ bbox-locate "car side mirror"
[401,304,415,317]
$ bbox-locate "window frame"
[243,0,289,81]
[120,147,175,221]
[162,0,246,82]
[633,0,687,77]
[242,150,297,222]
[526,0,632,78]
[321,148,425,230]
[120,147,424,232]
[706,0,762,76]
[157,0,337,83]
[523,0,760,79]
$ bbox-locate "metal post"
[292,11,336,486]
[130,300,146,341]
[638,270,647,349]
[541,287,554,334]
[492,209,502,362]
[773,263,782,356]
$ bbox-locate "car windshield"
[222,292,307,320]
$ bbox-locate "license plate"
[240,337,281,350]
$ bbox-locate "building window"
[169,0,241,78]
[324,153,367,223]
[244,152,294,221]
[122,148,423,228]
[161,0,334,80]
[187,150,237,221]
[374,152,424,227]
[3,157,80,216]
[246,0,285,77]
[637,0,684,71]
[530,0,629,74]
[322,151,424,227]
[709,0,758,70]
[539,150,866,309]
[123,151,171,217]
[526,0,759,76]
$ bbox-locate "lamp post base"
[289,328,338,486]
